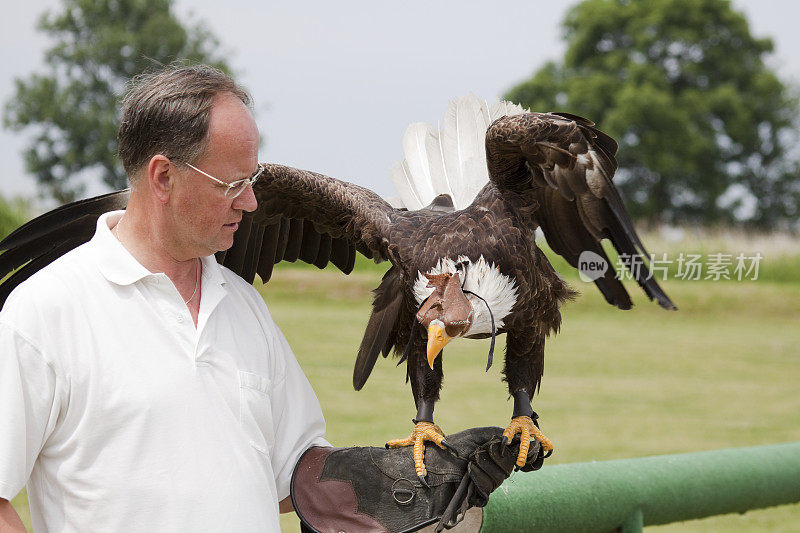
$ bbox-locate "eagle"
[0,96,675,484]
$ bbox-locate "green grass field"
[11,242,800,531]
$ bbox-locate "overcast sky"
[2,0,799,207]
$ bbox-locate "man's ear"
[147,155,173,203]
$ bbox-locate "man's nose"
[234,182,258,212]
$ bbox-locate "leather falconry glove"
[290,425,547,533]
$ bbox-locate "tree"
[4,0,232,203]
[505,0,800,228]
[0,195,29,242]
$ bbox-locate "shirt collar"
[93,210,228,288]
[200,252,227,288]
[93,211,151,285]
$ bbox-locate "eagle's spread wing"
[485,112,675,310]
[220,164,395,283]
[0,164,396,309]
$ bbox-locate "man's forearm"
[0,499,26,533]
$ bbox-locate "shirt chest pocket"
[238,370,275,456]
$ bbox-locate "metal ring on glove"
[391,478,416,505]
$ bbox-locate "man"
[0,65,328,531]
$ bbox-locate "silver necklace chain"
[114,217,200,305]
[182,259,200,305]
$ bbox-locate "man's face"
[169,92,259,257]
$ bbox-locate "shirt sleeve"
[264,319,330,501]
[0,323,63,501]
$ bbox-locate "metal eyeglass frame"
[182,161,265,199]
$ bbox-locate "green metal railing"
[481,441,800,532]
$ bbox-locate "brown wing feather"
[329,237,354,274]
[239,222,266,284]
[485,112,675,310]
[274,218,290,261]
[227,163,399,281]
[222,216,252,274]
[298,221,321,264]
[353,266,404,390]
[282,219,304,262]
[314,233,332,269]
[249,222,276,283]
[252,164,395,259]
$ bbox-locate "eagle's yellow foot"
[502,415,554,467]
[386,421,450,483]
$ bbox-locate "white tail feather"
[391,94,528,210]
[440,95,489,208]
[489,100,527,122]
[426,122,451,200]
[400,122,438,206]
[389,160,425,210]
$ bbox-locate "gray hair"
[117,64,252,182]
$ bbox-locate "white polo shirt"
[0,211,329,532]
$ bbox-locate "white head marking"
[413,255,517,335]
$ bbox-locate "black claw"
[501,435,509,446]
[418,474,430,489]
[385,443,390,449]
[440,438,457,453]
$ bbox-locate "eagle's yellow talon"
[386,436,414,448]
[386,421,447,478]
[503,415,553,467]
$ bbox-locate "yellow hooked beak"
[426,321,452,369]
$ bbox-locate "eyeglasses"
[182,162,265,199]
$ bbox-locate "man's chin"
[216,235,236,253]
